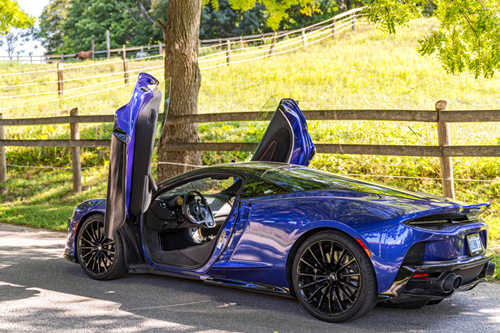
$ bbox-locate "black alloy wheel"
[292,231,377,322]
[77,214,126,280]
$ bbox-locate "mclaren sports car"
[64,73,496,322]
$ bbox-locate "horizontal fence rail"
[2,109,500,127]
[1,100,499,197]
[10,8,364,64]
[44,8,365,61]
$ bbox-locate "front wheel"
[292,231,377,322]
[76,214,126,280]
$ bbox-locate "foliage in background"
[59,0,164,54]
[37,0,357,53]
[200,0,267,38]
[0,0,34,57]
[0,0,34,33]
[365,0,500,78]
[0,28,33,60]
[35,0,69,54]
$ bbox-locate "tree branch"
[114,0,140,12]
[137,0,154,24]
[453,0,483,63]
[157,19,166,31]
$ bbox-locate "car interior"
[141,174,243,269]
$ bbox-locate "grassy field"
[0,18,499,279]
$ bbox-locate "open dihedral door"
[251,99,315,166]
[104,73,162,239]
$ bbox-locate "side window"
[240,177,285,198]
[166,176,241,196]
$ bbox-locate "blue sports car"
[64,73,496,322]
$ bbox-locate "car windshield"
[261,166,432,199]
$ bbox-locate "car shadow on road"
[1,240,499,332]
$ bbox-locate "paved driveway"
[0,223,499,332]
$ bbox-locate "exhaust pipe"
[434,273,463,293]
[484,262,496,277]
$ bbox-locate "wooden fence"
[35,8,364,63]
[1,100,499,198]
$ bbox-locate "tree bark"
[157,0,202,182]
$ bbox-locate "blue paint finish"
[64,199,106,261]
[360,220,490,293]
[64,162,493,302]
[64,82,494,304]
[114,73,158,213]
[279,99,315,166]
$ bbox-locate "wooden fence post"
[70,108,82,193]
[123,58,129,85]
[352,14,356,31]
[60,53,64,62]
[106,30,110,59]
[226,40,231,66]
[57,63,64,97]
[332,18,337,37]
[0,114,7,194]
[159,42,162,55]
[91,39,95,59]
[240,36,245,48]
[436,100,455,199]
[30,55,32,64]
[122,44,126,59]
[302,28,307,47]
[218,38,222,51]
[269,32,277,57]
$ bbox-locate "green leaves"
[0,0,34,33]
[213,0,321,30]
[365,0,500,78]
[35,0,69,54]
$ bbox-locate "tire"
[292,230,377,322]
[76,213,127,280]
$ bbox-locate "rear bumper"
[378,249,495,304]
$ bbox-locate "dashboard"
[145,192,233,232]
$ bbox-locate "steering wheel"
[182,191,215,228]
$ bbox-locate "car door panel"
[251,99,315,166]
[104,73,162,238]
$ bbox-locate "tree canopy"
[37,0,347,54]
[365,0,500,78]
[0,0,34,32]
[35,0,69,54]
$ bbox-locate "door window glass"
[161,175,242,197]
[240,177,285,198]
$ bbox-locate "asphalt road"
[0,223,499,333]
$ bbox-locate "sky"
[0,0,51,57]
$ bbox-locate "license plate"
[467,234,483,256]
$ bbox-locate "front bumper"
[378,249,495,304]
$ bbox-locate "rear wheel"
[292,231,377,322]
[76,214,126,280]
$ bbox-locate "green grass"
[489,248,500,281]
[0,18,499,280]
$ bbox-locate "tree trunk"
[157,0,202,182]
